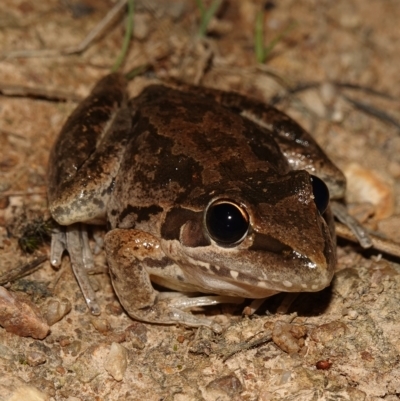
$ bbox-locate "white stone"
[104,342,128,382]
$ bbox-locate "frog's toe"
[65,224,101,315]
[92,227,105,254]
[50,227,67,267]
[80,229,95,270]
[167,308,223,333]
[164,294,244,309]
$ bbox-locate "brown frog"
[48,73,346,332]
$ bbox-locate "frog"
[47,73,347,333]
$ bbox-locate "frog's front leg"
[50,223,101,314]
[105,229,223,333]
[48,73,133,313]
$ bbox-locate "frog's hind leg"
[105,228,226,333]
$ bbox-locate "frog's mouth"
[162,169,336,294]
[179,238,335,295]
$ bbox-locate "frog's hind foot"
[122,293,244,333]
[157,292,244,309]
[165,307,223,333]
[134,298,224,333]
[331,201,373,248]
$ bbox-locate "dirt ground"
[1,1,400,400]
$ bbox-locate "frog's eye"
[205,200,249,246]
[310,175,330,214]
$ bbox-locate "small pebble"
[59,338,71,347]
[55,366,66,375]
[91,318,111,334]
[344,163,394,219]
[0,286,49,339]
[0,373,50,401]
[176,335,185,344]
[104,342,128,382]
[26,351,47,366]
[316,359,332,370]
[206,374,243,397]
[309,321,348,344]
[272,321,307,354]
[105,302,124,316]
[347,309,359,320]
[125,323,148,349]
[44,298,72,326]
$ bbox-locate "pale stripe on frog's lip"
[185,256,326,292]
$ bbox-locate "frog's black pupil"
[310,175,330,214]
[206,202,249,245]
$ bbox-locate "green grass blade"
[197,0,222,37]
[112,0,134,72]
[195,0,206,16]
[262,21,297,62]
[255,11,265,63]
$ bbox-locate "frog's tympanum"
[48,73,346,332]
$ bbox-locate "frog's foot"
[331,201,373,248]
[123,292,245,333]
[331,201,400,258]
[137,299,224,333]
[50,223,101,315]
[136,293,245,333]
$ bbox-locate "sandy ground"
[1,1,400,400]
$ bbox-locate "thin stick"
[0,83,82,102]
[0,255,47,285]
[2,0,127,59]
[219,332,272,361]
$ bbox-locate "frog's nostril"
[205,200,249,246]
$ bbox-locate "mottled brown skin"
[48,73,346,331]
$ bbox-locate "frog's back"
[109,85,291,228]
